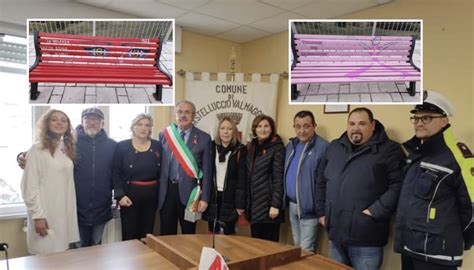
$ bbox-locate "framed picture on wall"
[324,104,350,114]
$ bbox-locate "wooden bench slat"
[39,56,155,65]
[40,49,156,58]
[295,45,412,51]
[296,62,415,67]
[33,65,162,72]
[30,71,170,79]
[41,45,158,53]
[39,32,160,43]
[292,76,420,84]
[297,56,408,62]
[297,51,410,56]
[37,62,159,70]
[29,76,171,84]
[39,38,158,49]
[292,71,420,78]
[293,67,418,73]
[295,39,412,46]
[294,34,413,40]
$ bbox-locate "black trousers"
[251,223,280,242]
[207,191,236,235]
[160,181,196,235]
[402,254,457,270]
[120,183,159,241]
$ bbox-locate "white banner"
[185,72,279,142]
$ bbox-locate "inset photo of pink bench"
[289,20,422,104]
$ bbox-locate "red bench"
[290,34,420,100]
[29,31,172,101]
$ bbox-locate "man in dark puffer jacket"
[316,107,405,270]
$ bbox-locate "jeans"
[74,222,107,248]
[329,241,383,270]
[289,202,319,252]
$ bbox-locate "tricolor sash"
[163,124,202,212]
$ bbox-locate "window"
[0,72,31,217]
[109,105,148,142]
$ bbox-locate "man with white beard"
[73,108,116,247]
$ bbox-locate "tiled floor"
[293,81,421,103]
[292,41,421,103]
[28,37,174,104]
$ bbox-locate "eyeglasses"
[84,116,102,122]
[409,115,445,124]
[175,110,193,116]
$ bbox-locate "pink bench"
[290,34,420,100]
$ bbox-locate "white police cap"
[410,90,454,117]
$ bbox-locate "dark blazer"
[112,139,161,200]
[158,125,212,210]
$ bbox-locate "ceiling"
[0,0,392,43]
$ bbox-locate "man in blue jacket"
[74,108,116,247]
[316,107,405,270]
[284,110,328,252]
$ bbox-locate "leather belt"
[129,180,159,186]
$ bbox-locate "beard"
[350,132,363,144]
[85,128,100,137]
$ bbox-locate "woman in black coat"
[203,116,247,235]
[246,115,285,242]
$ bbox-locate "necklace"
[132,139,151,152]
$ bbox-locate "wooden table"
[270,254,353,270]
[146,234,302,269]
[0,240,178,270]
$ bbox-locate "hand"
[269,207,279,219]
[198,201,208,213]
[119,196,133,207]
[34,219,49,237]
[319,216,326,226]
[362,209,372,216]
[236,209,245,216]
[17,152,27,169]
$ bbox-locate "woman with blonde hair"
[203,116,247,235]
[21,109,79,255]
[113,113,161,240]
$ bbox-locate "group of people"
[19,91,473,270]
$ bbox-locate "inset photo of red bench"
[289,20,422,104]
[28,19,174,104]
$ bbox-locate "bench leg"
[153,85,163,102]
[291,84,298,100]
[407,81,416,96]
[30,83,40,100]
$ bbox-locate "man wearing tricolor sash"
[394,91,474,270]
[158,100,212,235]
